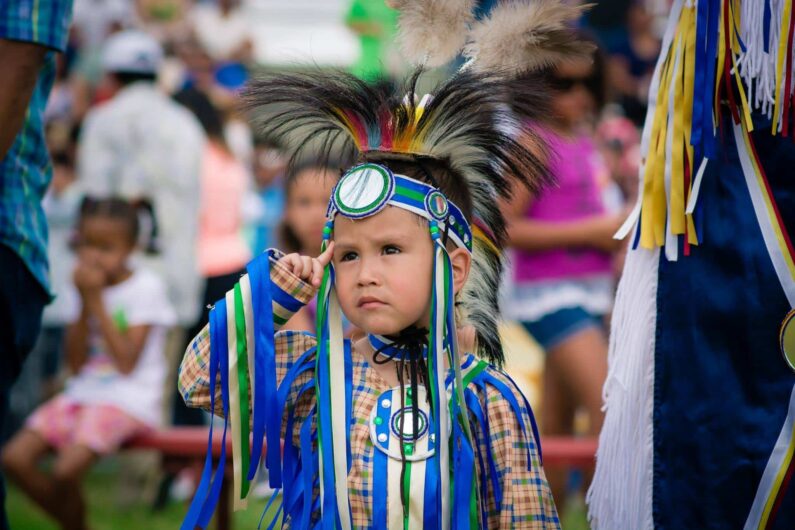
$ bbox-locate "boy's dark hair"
[112,72,157,86]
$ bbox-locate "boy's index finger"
[316,241,334,267]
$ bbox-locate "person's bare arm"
[501,181,624,253]
[507,215,624,253]
[0,39,47,158]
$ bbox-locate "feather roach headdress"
[244,68,548,364]
[394,0,594,75]
[393,0,476,67]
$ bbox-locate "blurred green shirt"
[345,0,397,80]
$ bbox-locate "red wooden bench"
[125,428,597,529]
[126,428,235,530]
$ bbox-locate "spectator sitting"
[1,197,176,530]
[77,29,206,330]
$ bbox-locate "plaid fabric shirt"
[0,0,73,293]
[178,254,559,528]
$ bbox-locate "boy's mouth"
[358,295,386,309]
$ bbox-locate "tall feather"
[464,1,595,75]
[243,69,550,364]
[393,0,476,67]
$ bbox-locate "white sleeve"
[125,271,178,328]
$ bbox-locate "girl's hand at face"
[73,261,106,300]
[278,242,335,288]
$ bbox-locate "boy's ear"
[448,247,471,295]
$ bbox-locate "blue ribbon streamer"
[466,385,501,509]
[344,341,353,468]
[181,300,227,530]
[691,0,709,153]
[283,379,315,523]
[451,419,475,530]
[300,410,317,529]
[703,0,720,159]
[465,389,492,528]
[423,424,440,530]
[247,253,279,484]
[260,487,282,530]
[372,400,389,528]
[197,300,231,529]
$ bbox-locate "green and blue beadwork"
[329,163,472,252]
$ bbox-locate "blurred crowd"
[2,0,664,524]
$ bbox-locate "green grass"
[560,495,590,530]
[7,457,589,529]
[6,457,277,530]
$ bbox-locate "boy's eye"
[340,251,358,262]
[383,245,401,255]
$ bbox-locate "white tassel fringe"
[586,246,660,530]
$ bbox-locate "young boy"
[177,67,559,529]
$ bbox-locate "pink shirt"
[513,130,612,283]
[197,143,251,276]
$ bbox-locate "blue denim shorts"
[521,306,602,351]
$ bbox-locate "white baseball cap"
[101,30,163,75]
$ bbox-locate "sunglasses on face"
[549,75,599,93]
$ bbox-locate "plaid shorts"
[25,395,150,455]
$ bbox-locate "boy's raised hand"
[278,242,335,288]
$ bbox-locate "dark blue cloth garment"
[0,244,50,530]
[653,114,795,529]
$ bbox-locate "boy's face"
[332,207,435,336]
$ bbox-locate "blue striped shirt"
[0,0,73,294]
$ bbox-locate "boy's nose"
[356,258,381,286]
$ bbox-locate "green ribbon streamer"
[234,283,251,498]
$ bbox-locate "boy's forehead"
[333,206,428,242]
